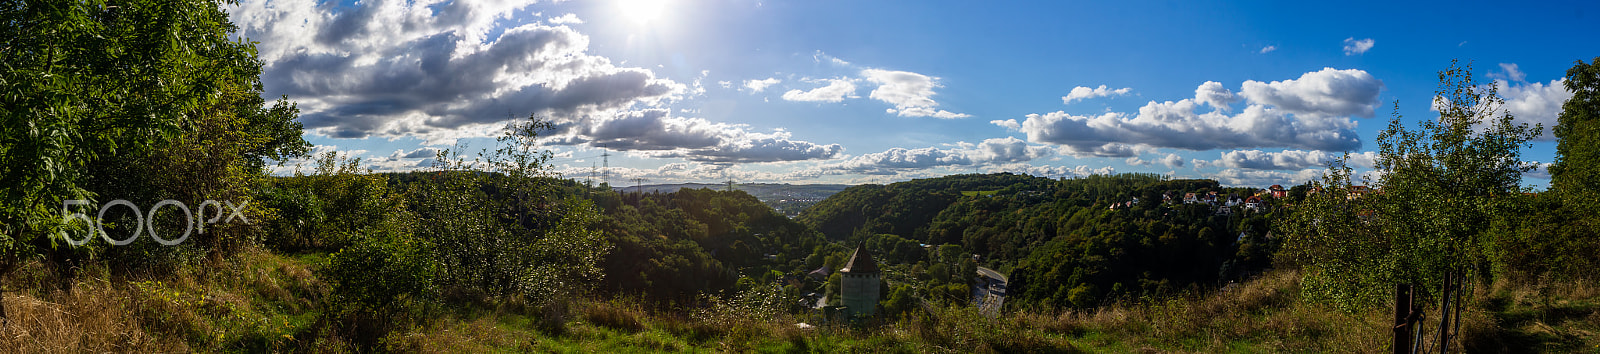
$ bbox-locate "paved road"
[977,266,1008,283]
[972,266,1007,317]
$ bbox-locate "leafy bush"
[257,186,325,252]
[323,217,436,348]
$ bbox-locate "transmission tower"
[600,144,611,187]
[632,177,648,195]
[587,161,596,188]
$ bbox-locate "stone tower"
[839,243,880,317]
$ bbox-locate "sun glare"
[616,0,669,26]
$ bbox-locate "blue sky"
[228,0,1597,187]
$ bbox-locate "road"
[972,266,1007,317]
[976,266,1008,283]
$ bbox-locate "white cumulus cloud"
[547,13,583,24]
[991,119,1021,131]
[1195,81,1239,111]
[1238,68,1385,118]
[862,69,970,119]
[1062,85,1132,104]
[549,109,843,164]
[1494,78,1572,140]
[1493,63,1527,82]
[744,77,782,92]
[1343,37,1375,55]
[781,78,857,102]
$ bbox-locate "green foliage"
[523,197,611,301]
[573,184,823,302]
[325,223,435,312]
[394,117,612,302]
[825,272,842,305]
[881,284,920,318]
[794,173,1279,310]
[1285,61,1541,310]
[256,185,325,251]
[799,173,1049,242]
[1484,193,1600,280]
[263,153,393,252]
[2,0,245,238]
[1278,156,1388,311]
[1009,202,1238,308]
[0,0,323,337]
[1549,57,1600,201]
[1483,58,1600,282]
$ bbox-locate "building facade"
[839,244,880,317]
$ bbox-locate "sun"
[616,0,669,26]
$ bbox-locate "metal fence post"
[1437,271,1453,353]
[1394,283,1413,354]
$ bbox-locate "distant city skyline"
[231,0,1597,188]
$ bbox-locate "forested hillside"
[609,182,851,217]
[800,173,1283,308]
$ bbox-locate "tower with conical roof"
[839,243,881,317]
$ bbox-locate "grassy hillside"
[7,250,1593,352]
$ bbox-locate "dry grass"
[1459,276,1600,352]
[0,249,334,353]
[582,298,646,333]
[381,316,540,352]
[0,279,177,353]
[994,270,1390,352]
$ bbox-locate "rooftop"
[840,244,879,274]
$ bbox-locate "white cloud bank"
[1011,68,1383,156]
[810,137,1050,175]
[1213,150,1378,170]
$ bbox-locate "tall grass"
[0,249,333,353]
[2,249,1593,352]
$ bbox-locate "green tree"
[825,272,842,306]
[1486,57,1600,281]
[1549,57,1600,201]
[405,116,610,301]
[0,0,305,321]
[1287,60,1539,310]
[881,284,919,318]
[1278,155,1384,310]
